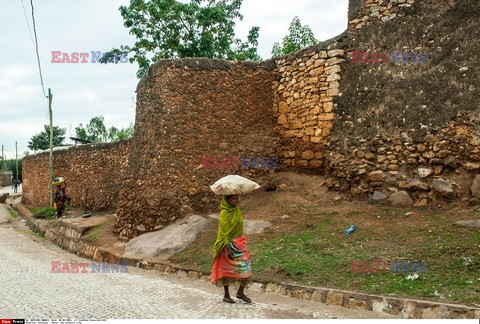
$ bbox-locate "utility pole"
[48,88,53,207]
[15,141,18,181]
[1,145,3,172]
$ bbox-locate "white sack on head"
[210,175,260,196]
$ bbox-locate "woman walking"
[211,195,252,303]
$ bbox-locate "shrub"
[32,207,56,219]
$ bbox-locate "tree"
[101,0,261,78]
[28,125,66,151]
[75,116,109,143]
[271,17,318,57]
[108,123,134,141]
[5,159,22,181]
[76,117,134,143]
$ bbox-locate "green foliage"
[31,207,56,219]
[86,220,115,244]
[101,0,261,78]
[271,16,318,57]
[0,158,22,181]
[7,208,18,220]
[75,116,108,143]
[76,117,134,143]
[108,123,134,141]
[27,125,66,151]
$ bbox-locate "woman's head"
[225,195,239,207]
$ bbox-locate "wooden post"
[49,88,53,207]
[15,141,18,181]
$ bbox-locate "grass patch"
[85,220,115,244]
[29,231,45,239]
[7,208,18,220]
[31,207,56,220]
[170,228,218,273]
[171,206,480,305]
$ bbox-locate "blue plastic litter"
[344,225,357,235]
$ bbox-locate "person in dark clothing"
[54,185,67,219]
[12,179,20,193]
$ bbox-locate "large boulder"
[123,215,211,260]
[472,175,480,198]
[432,178,455,199]
[388,191,414,207]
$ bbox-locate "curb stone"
[11,202,480,319]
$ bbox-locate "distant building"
[70,137,94,145]
[1,171,13,187]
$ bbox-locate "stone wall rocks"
[22,140,131,211]
[114,59,279,240]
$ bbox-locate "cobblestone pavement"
[0,204,393,319]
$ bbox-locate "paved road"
[0,204,392,319]
[0,184,22,195]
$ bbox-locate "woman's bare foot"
[235,293,252,303]
[223,296,236,303]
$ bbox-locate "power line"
[30,0,47,98]
[25,0,49,122]
[20,0,35,48]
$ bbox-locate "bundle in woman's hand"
[210,175,260,196]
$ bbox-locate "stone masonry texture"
[22,140,130,211]
[114,59,279,240]
[325,0,480,202]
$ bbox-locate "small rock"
[179,204,194,216]
[333,195,343,202]
[405,212,413,216]
[472,175,480,198]
[372,191,388,201]
[281,214,289,219]
[368,170,386,183]
[405,179,429,191]
[432,178,455,199]
[278,183,288,190]
[414,198,428,207]
[434,165,444,176]
[389,191,414,207]
[385,177,398,186]
[136,224,146,232]
[455,220,480,228]
[444,156,457,168]
[418,168,433,178]
[464,162,480,171]
[459,66,469,72]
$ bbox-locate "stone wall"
[273,37,347,169]
[348,0,415,30]
[22,140,131,211]
[21,0,480,239]
[114,59,279,240]
[324,0,480,205]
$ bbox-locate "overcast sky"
[0,0,348,159]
